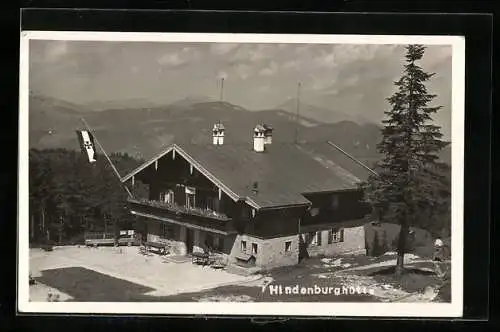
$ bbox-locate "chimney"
[263,124,273,145]
[212,123,225,145]
[253,125,265,152]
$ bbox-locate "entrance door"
[185,228,194,254]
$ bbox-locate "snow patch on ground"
[341,258,428,273]
[241,276,273,288]
[322,258,344,268]
[198,294,254,302]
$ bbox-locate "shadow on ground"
[35,267,155,301]
[34,258,381,302]
[361,265,450,301]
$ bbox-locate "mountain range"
[28,94,451,168]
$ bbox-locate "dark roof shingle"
[175,142,371,208]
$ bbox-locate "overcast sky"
[29,40,452,138]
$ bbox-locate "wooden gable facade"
[123,143,371,269]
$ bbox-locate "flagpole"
[326,140,379,177]
[80,118,133,198]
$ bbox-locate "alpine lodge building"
[121,123,372,271]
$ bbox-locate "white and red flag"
[76,130,97,163]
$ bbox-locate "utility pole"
[294,81,301,144]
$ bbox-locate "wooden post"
[104,215,108,235]
[58,215,63,244]
[30,213,35,241]
[41,204,45,235]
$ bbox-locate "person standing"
[433,238,446,278]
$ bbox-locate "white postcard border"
[18,31,465,317]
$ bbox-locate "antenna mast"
[294,81,301,144]
[220,77,224,102]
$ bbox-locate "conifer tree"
[362,45,450,275]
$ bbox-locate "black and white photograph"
[18,32,464,317]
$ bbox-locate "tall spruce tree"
[362,45,450,275]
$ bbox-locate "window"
[331,194,340,209]
[241,240,247,252]
[252,243,258,255]
[186,192,195,209]
[160,190,174,204]
[285,241,292,252]
[309,207,320,217]
[328,228,344,244]
[310,231,321,246]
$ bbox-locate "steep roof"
[122,142,373,209]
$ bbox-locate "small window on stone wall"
[252,243,258,255]
[241,240,247,252]
[285,241,292,252]
[328,228,344,244]
[310,231,321,246]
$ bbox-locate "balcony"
[127,197,237,235]
[128,198,232,221]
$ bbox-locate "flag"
[76,130,97,163]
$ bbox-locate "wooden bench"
[84,232,116,247]
[145,241,170,255]
[192,252,210,265]
[211,256,226,269]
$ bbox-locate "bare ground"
[29,246,449,303]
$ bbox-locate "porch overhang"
[130,210,234,236]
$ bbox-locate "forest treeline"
[28,147,450,246]
[28,148,144,245]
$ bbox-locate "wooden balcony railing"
[128,198,232,222]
